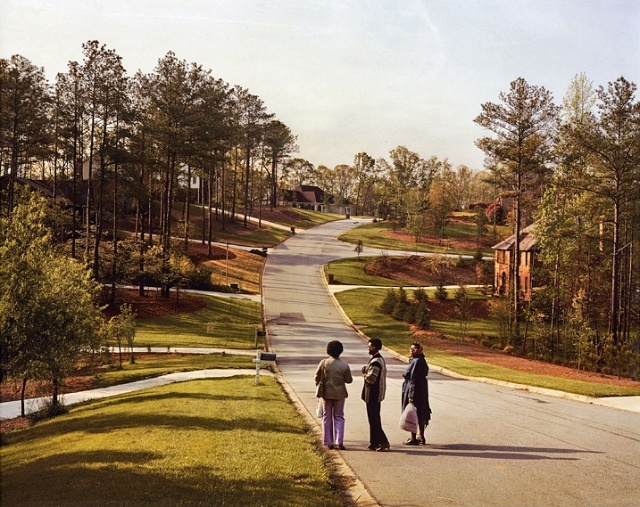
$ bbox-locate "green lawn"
[125,294,263,349]
[91,353,258,388]
[1,377,345,507]
[324,257,420,286]
[334,288,640,398]
[338,219,502,256]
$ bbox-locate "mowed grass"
[1,377,345,507]
[325,257,419,287]
[92,353,257,388]
[334,288,640,398]
[204,247,264,294]
[130,294,262,349]
[338,218,507,256]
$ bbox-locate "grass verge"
[92,353,258,389]
[1,377,345,507]
[325,257,419,286]
[334,288,640,398]
[338,219,506,257]
[130,294,262,349]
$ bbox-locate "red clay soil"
[364,256,492,287]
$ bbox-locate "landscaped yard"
[0,376,346,507]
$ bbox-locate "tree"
[0,193,102,413]
[263,120,297,208]
[233,87,273,227]
[562,76,640,345]
[475,77,559,348]
[105,303,137,367]
[0,55,51,216]
[352,152,377,216]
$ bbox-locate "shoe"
[419,436,426,445]
[336,444,346,450]
[327,444,334,450]
[402,439,419,446]
[376,443,390,452]
[367,444,376,450]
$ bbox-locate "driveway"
[262,219,640,507]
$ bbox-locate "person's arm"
[363,362,380,385]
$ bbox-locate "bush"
[415,302,430,330]
[435,284,448,300]
[380,289,398,315]
[413,287,428,303]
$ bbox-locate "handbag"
[399,402,419,433]
[315,359,326,398]
[316,398,324,418]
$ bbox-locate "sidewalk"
[0,367,272,421]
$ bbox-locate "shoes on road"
[402,439,420,446]
[376,443,391,452]
[336,444,346,450]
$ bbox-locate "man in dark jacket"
[361,338,390,451]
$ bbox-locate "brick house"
[279,185,351,215]
[491,223,538,301]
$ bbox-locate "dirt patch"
[104,289,207,320]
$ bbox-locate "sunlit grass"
[204,247,264,293]
[334,288,640,398]
[128,294,262,349]
[92,353,257,388]
[1,377,345,507]
[324,257,419,286]
[338,220,500,256]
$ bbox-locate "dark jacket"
[401,353,431,422]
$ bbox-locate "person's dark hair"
[327,340,344,358]
[369,338,382,351]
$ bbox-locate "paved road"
[262,219,640,507]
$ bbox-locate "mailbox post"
[253,350,277,385]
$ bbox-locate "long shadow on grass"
[11,411,301,441]
[2,452,342,507]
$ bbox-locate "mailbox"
[254,349,277,385]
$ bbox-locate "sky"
[1,0,639,171]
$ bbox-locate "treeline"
[475,75,640,378]
[0,41,494,299]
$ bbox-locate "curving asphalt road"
[262,219,640,507]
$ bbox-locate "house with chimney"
[491,223,538,301]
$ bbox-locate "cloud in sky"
[1,0,639,171]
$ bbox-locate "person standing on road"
[315,340,353,450]
[361,338,390,451]
[401,342,431,445]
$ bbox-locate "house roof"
[492,223,537,251]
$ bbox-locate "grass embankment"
[325,257,420,287]
[92,353,257,389]
[338,216,506,256]
[1,377,345,507]
[203,246,264,293]
[334,288,640,398]
[129,293,263,349]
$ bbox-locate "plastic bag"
[316,398,324,418]
[399,402,418,433]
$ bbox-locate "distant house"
[279,185,351,215]
[491,223,538,301]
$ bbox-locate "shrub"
[380,289,398,315]
[435,284,448,300]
